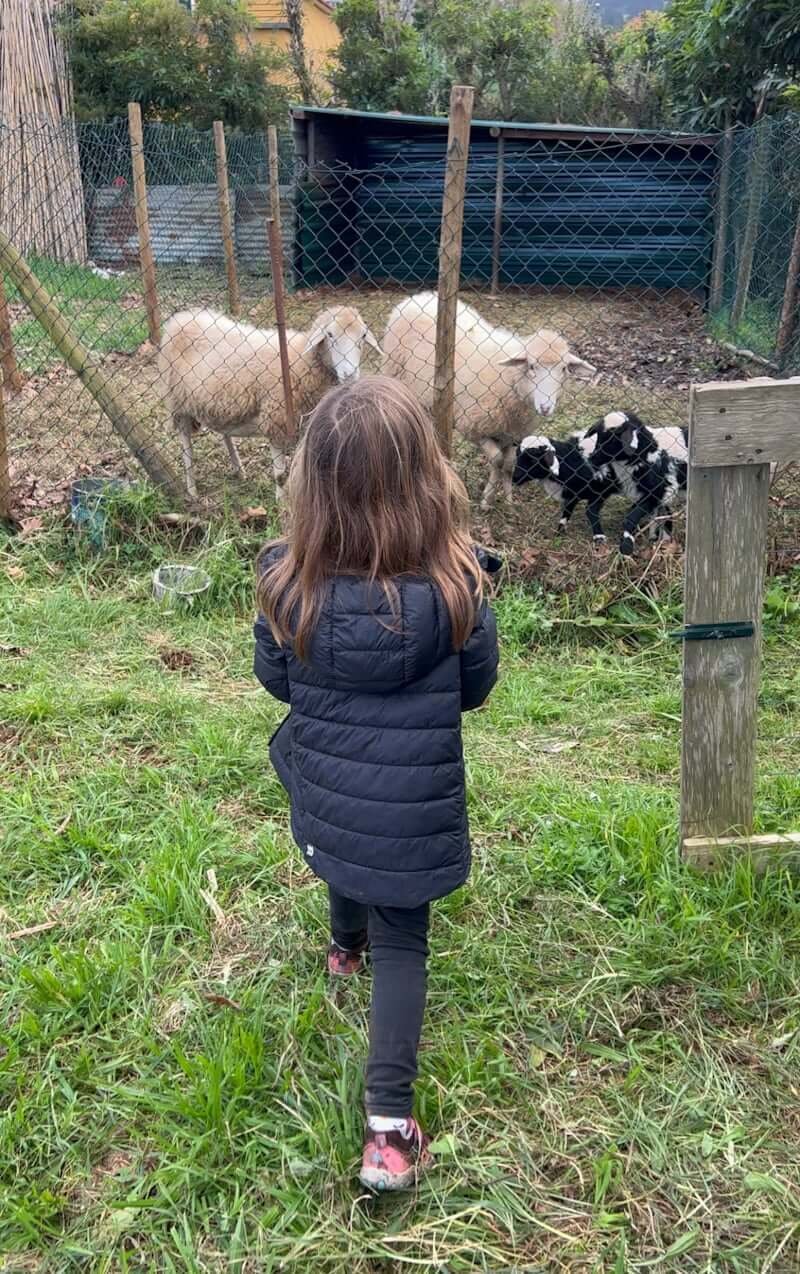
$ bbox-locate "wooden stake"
[775,204,800,367]
[213,120,240,317]
[0,227,182,498]
[708,126,733,314]
[267,217,295,437]
[433,85,474,455]
[0,273,23,392]
[128,103,161,345]
[0,363,10,521]
[490,135,504,297]
[680,383,774,853]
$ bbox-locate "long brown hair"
[257,375,482,659]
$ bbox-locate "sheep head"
[512,434,559,487]
[498,329,596,418]
[305,306,381,383]
[584,411,654,461]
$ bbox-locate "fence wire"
[1,114,799,575]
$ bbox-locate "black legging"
[328,887,430,1118]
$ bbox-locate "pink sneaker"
[327,941,368,977]
[359,1119,432,1191]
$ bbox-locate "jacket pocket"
[268,713,293,795]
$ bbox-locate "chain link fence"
[1,112,799,578]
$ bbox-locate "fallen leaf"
[519,738,579,755]
[5,565,25,581]
[202,992,242,1011]
[55,813,72,837]
[238,505,270,527]
[0,644,29,657]
[18,516,44,537]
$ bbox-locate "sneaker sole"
[359,1163,419,1191]
[359,1149,432,1192]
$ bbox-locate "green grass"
[2,520,800,1271]
[4,258,147,375]
[709,299,780,362]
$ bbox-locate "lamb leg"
[224,435,246,481]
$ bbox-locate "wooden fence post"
[0,275,22,392]
[0,364,10,521]
[709,125,733,315]
[680,376,800,868]
[730,119,770,330]
[775,205,800,368]
[0,227,182,499]
[490,134,504,298]
[127,103,161,346]
[433,84,474,455]
[267,217,295,437]
[213,120,240,317]
[267,125,282,232]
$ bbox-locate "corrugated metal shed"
[90,182,294,277]
[90,185,222,266]
[292,106,719,293]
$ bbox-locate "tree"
[421,0,554,120]
[286,0,319,106]
[587,11,669,129]
[65,0,291,129]
[660,0,800,127]
[329,0,433,113]
[534,0,612,126]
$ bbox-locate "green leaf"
[428,1133,458,1156]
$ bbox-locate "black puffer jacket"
[254,574,498,907]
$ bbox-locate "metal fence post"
[490,133,504,298]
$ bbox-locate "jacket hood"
[304,575,454,692]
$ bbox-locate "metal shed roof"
[291,104,716,144]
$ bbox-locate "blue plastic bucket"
[70,478,127,548]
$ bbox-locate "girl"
[254,375,498,1191]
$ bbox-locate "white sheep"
[160,305,380,499]
[382,291,596,508]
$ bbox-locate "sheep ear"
[583,420,601,438]
[306,325,329,351]
[364,328,382,353]
[566,354,596,380]
[497,354,529,367]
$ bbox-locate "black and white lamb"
[582,411,688,555]
[512,431,619,542]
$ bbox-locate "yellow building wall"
[248,0,340,89]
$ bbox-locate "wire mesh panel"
[1,112,799,575]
